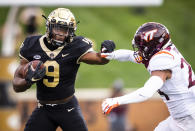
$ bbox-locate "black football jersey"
[19,35,93,101]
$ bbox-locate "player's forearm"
[116,88,150,105]
[80,52,109,65]
[94,58,109,65]
[101,49,138,63]
[93,53,109,65]
[12,77,31,92]
[116,76,164,105]
[113,49,136,62]
[83,59,109,65]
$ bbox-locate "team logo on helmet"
[143,29,157,42]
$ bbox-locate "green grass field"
[0,0,195,88]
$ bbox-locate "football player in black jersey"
[12,8,115,131]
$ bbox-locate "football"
[22,60,45,78]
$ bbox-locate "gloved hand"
[102,98,119,115]
[101,40,116,53]
[25,61,46,86]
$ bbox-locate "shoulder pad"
[74,36,93,45]
[72,36,93,49]
[73,36,84,41]
[19,35,42,61]
[21,35,42,49]
[148,51,176,71]
[81,37,93,46]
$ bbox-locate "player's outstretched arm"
[101,49,140,63]
[79,40,116,65]
[102,70,171,115]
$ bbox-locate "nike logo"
[62,53,69,57]
[67,107,75,112]
[31,78,41,81]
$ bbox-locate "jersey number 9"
[43,61,59,87]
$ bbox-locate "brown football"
[22,60,45,77]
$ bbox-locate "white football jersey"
[147,44,195,118]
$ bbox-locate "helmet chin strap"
[51,39,64,47]
[50,32,68,47]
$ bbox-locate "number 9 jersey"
[19,35,93,101]
[147,44,195,119]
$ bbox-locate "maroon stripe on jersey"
[188,66,195,88]
[165,46,171,51]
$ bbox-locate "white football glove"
[101,52,115,60]
[102,98,119,115]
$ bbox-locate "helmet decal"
[143,29,157,42]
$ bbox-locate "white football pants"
[154,114,195,131]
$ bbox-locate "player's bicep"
[14,65,24,78]
[14,59,29,78]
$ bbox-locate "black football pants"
[24,96,88,131]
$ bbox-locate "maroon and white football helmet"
[132,22,170,62]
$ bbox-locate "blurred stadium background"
[0,0,194,130]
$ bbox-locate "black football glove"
[101,40,116,53]
[25,61,46,86]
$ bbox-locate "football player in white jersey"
[101,22,195,131]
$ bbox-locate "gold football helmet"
[46,8,77,46]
